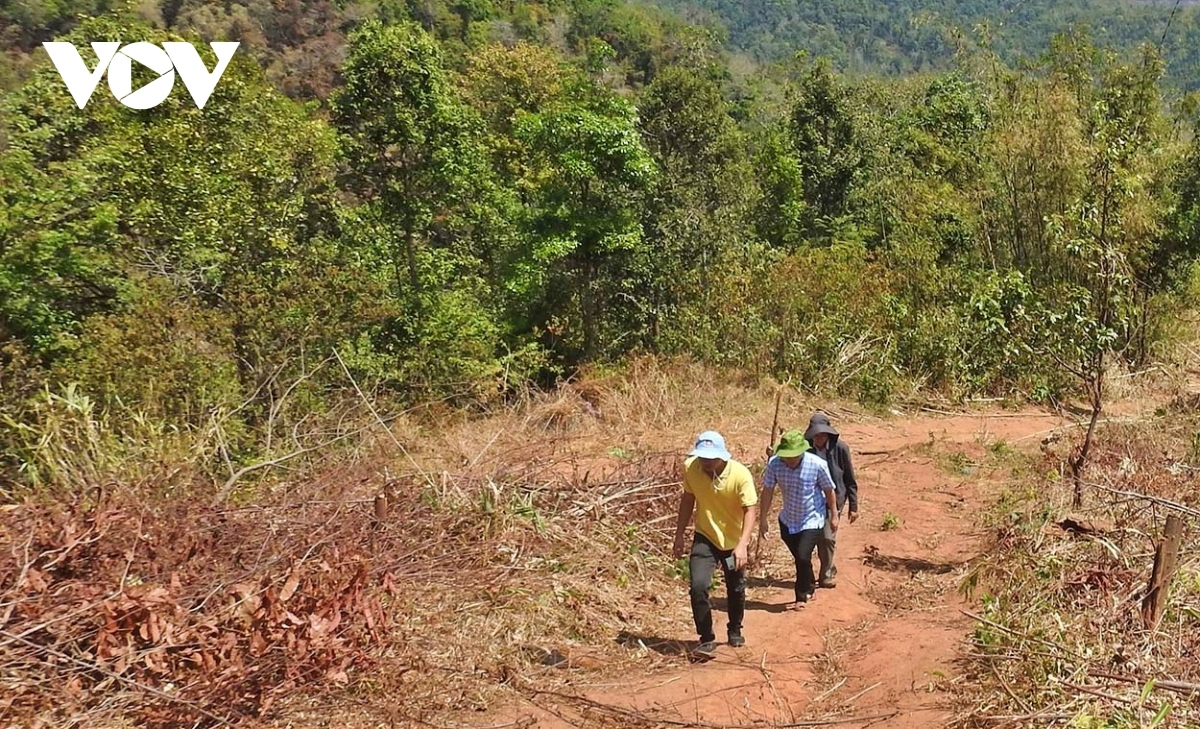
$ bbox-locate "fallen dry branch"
[0,482,393,727]
[918,408,1032,418]
[1089,671,1200,697]
[1085,481,1200,520]
[959,610,1084,660]
[958,422,1200,728]
[983,712,1073,723]
[528,688,899,728]
[1060,680,1134,704]
[0,630,236,726]
[990,661,1033,713]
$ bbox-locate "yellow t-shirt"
[683,456,758,551]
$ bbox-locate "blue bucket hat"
[689,430,732,460]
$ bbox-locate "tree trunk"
[1071,362,1104,508]
[405,226,422,318]
[581,256,597,359]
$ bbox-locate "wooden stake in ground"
[370,493,388,550]
[769,384,784,452]
[755,385,785,566]
[1141,514,1184,631]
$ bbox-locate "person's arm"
[673,491,696,559]
[840,442,859,522]
[733,467,759,569]
[735,502,757,569]
[818,461,839,534]
[757,460,776,538]
[757,487,774,538]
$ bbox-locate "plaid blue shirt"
[763,451,835,532]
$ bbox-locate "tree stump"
[1141,514,1184,631]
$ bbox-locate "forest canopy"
[2,0,1200,491]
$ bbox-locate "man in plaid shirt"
[757,428,838,608]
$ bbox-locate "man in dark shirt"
[804,412,859,588]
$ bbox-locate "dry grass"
[1,358,855,728]
[865,567,957,617]
[22,351,1200,728]
[953,413,1200,728]
[0,441,690,727]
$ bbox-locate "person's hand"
[828,513,839,534]
[733,544,749,571]
[758,523,769,540]
[672,534,685,560]
[849,510,859,524]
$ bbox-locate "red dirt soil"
[493,407,1070,728]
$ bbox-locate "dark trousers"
[817,509,842,582]
[779,520,822,601]
[689,534,746,642]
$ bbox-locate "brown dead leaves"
[0,488,397,728]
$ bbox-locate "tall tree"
[334,20,519,398]
[333,20,495,316]
[977,39,1174,502]
[514,75,657,360]
[638,63,755,349]
[788,58,867,242]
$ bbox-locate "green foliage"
[60,282,244,425]
[647,0,1200,91]
[788,58,866,235]
[513,75,657,361]
[567,0,680,86]
[3,0,1200,498]
[976,42,1176,394]
[751,130,807,250]
[1,17,345,369]
[1,383,210,499]
[0,16,393,476]
[0,142,125,360]
[636,62,756,353]
[333,20,517,399]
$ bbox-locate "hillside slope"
[645,0,1200,84]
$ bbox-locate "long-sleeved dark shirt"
[816,439,858,514]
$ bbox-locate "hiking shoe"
[693,640,719,658]
[728,632,746,648]
[819,578,837,589]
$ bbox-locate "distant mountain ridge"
[640,0,1200,84]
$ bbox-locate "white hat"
[689,430,731,460]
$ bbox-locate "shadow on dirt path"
[497,407,1070,728]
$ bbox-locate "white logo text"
[42,41,240,110]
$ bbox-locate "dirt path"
[499,407,1071,728]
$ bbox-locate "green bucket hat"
[773,429,809,458]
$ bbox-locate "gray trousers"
[817,515,838,582]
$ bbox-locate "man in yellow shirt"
[672,430,759,656]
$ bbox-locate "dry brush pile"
[1,466,404,727]
[0,433,693,728]
[958,399,1200,728]
[0,360,801,727]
